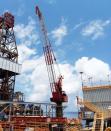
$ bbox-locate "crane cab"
[50,91,68,103]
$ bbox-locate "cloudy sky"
[0,0,111,111]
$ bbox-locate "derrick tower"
[0,12,21,101]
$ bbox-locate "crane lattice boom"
[35,6,68,117]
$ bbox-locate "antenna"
[88,76,93,86]
[80,72,84,87]
[107,74,110,85]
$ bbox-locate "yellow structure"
[78,84,111,131]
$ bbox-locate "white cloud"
[14,17,39,46]
[26,59,81,103]
[28,57,49,102]
[21,59,39,73]
[74,57,111,84]
[59,64,81,94]
[51,23,68,46]
[73,21,86,30]
[17,54,111,111]
[17,44,36,63]
[15,18,34,39]
[81,20,111,40]
[14,17,40,63]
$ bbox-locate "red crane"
[35,6,68,117]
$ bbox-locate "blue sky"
[0,0,111,63]
[1,0,111,111]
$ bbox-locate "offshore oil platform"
[1,4,111,131]
[0,6,81,131]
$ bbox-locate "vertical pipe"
[8,103,12,122]
[46,105,47,116]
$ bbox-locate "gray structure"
[83,85,111,110]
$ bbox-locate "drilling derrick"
[36,6,68,117]
[0,12,21,101]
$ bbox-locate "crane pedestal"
[56,102,63,118]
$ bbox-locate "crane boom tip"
[35,5,42,19]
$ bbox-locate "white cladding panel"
[83,88,111,102]
[0,57,22,74]
[83,88,111,109]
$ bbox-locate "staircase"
[83,101,101,113]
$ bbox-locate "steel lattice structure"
[0,12,18,100]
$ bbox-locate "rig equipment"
[0,12,21,101]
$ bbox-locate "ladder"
[83,101,104,131]
[82,100,104,131]
[92,112,104,131]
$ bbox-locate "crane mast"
[35,6,68,117]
